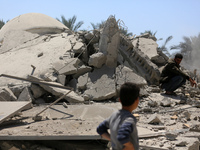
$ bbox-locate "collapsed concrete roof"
[0,13,70,53]
[0,13,69,40]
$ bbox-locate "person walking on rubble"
[97,82,140,150]
[159,53,197,95]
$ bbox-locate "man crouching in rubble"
[159,53,197,95]
[97,82,140,150]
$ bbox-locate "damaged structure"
[0,13,200,150]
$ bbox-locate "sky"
[1,0,200,53]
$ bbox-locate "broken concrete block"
[161,97,172,107]
[73,41,85,53]
[0,87,17,101]
[8,84,25,98]
[138,37,158,60]
[41,72,57,82]
[151,54,167,66]
[73,65,92,79]
[165,132,177,141]
[116,65,147,88]
[77,73,88,90]
[88,52,106,68]
[57,75,66,85]
[147,114,163,125]
[53,58,81,75]
[30,84,46,99]
[17,87,33,101]
[83,65,116,101]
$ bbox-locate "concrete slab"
[0,103,156,140]
[0,101,32,124]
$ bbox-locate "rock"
[53,59,80,75]
[88,52,106,68]
[77,73,88,90]
[17,87,33,101]
[41,72,57,82]
[147,114,163,125]
[30,84,46,99]
[73,42,85,53]
[151,55,167,66]
[8,84,25,98]
[57,75,66,85]
[138,38,158,60]
[165,132,177,141]
[84,65,116,101]
[116,65,147,88]
[73,65,92,79]
[161,97,172,107]
[0,87,17,101]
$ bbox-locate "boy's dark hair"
[175,53,183,59]
[119,82,140,106]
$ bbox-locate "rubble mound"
[0,13,200,150]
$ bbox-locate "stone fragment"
[88,52,106,68]
[77,73,88,90]
[57,75,66,85]
[73,65,92,79]
[138,38,158,59]
[147,114,163,124]
[160,97,172,107]
[0,87,17,101]
[30,84,46,99]
[41,72,57,82]
[116,65,147,88]
[83,65,116,101]
[17,87,33,101]
[8,84,25,98]
[73,42,85,53]
[165,132,177,141]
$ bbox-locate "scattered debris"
[0,13,200,149]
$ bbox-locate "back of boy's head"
[119,82,140,106]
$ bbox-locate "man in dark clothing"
[160,53,197,95]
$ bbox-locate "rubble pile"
[0,13,200,149]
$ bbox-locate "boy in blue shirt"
[97,82,140,150]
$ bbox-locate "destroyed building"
[0,13,200,150]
